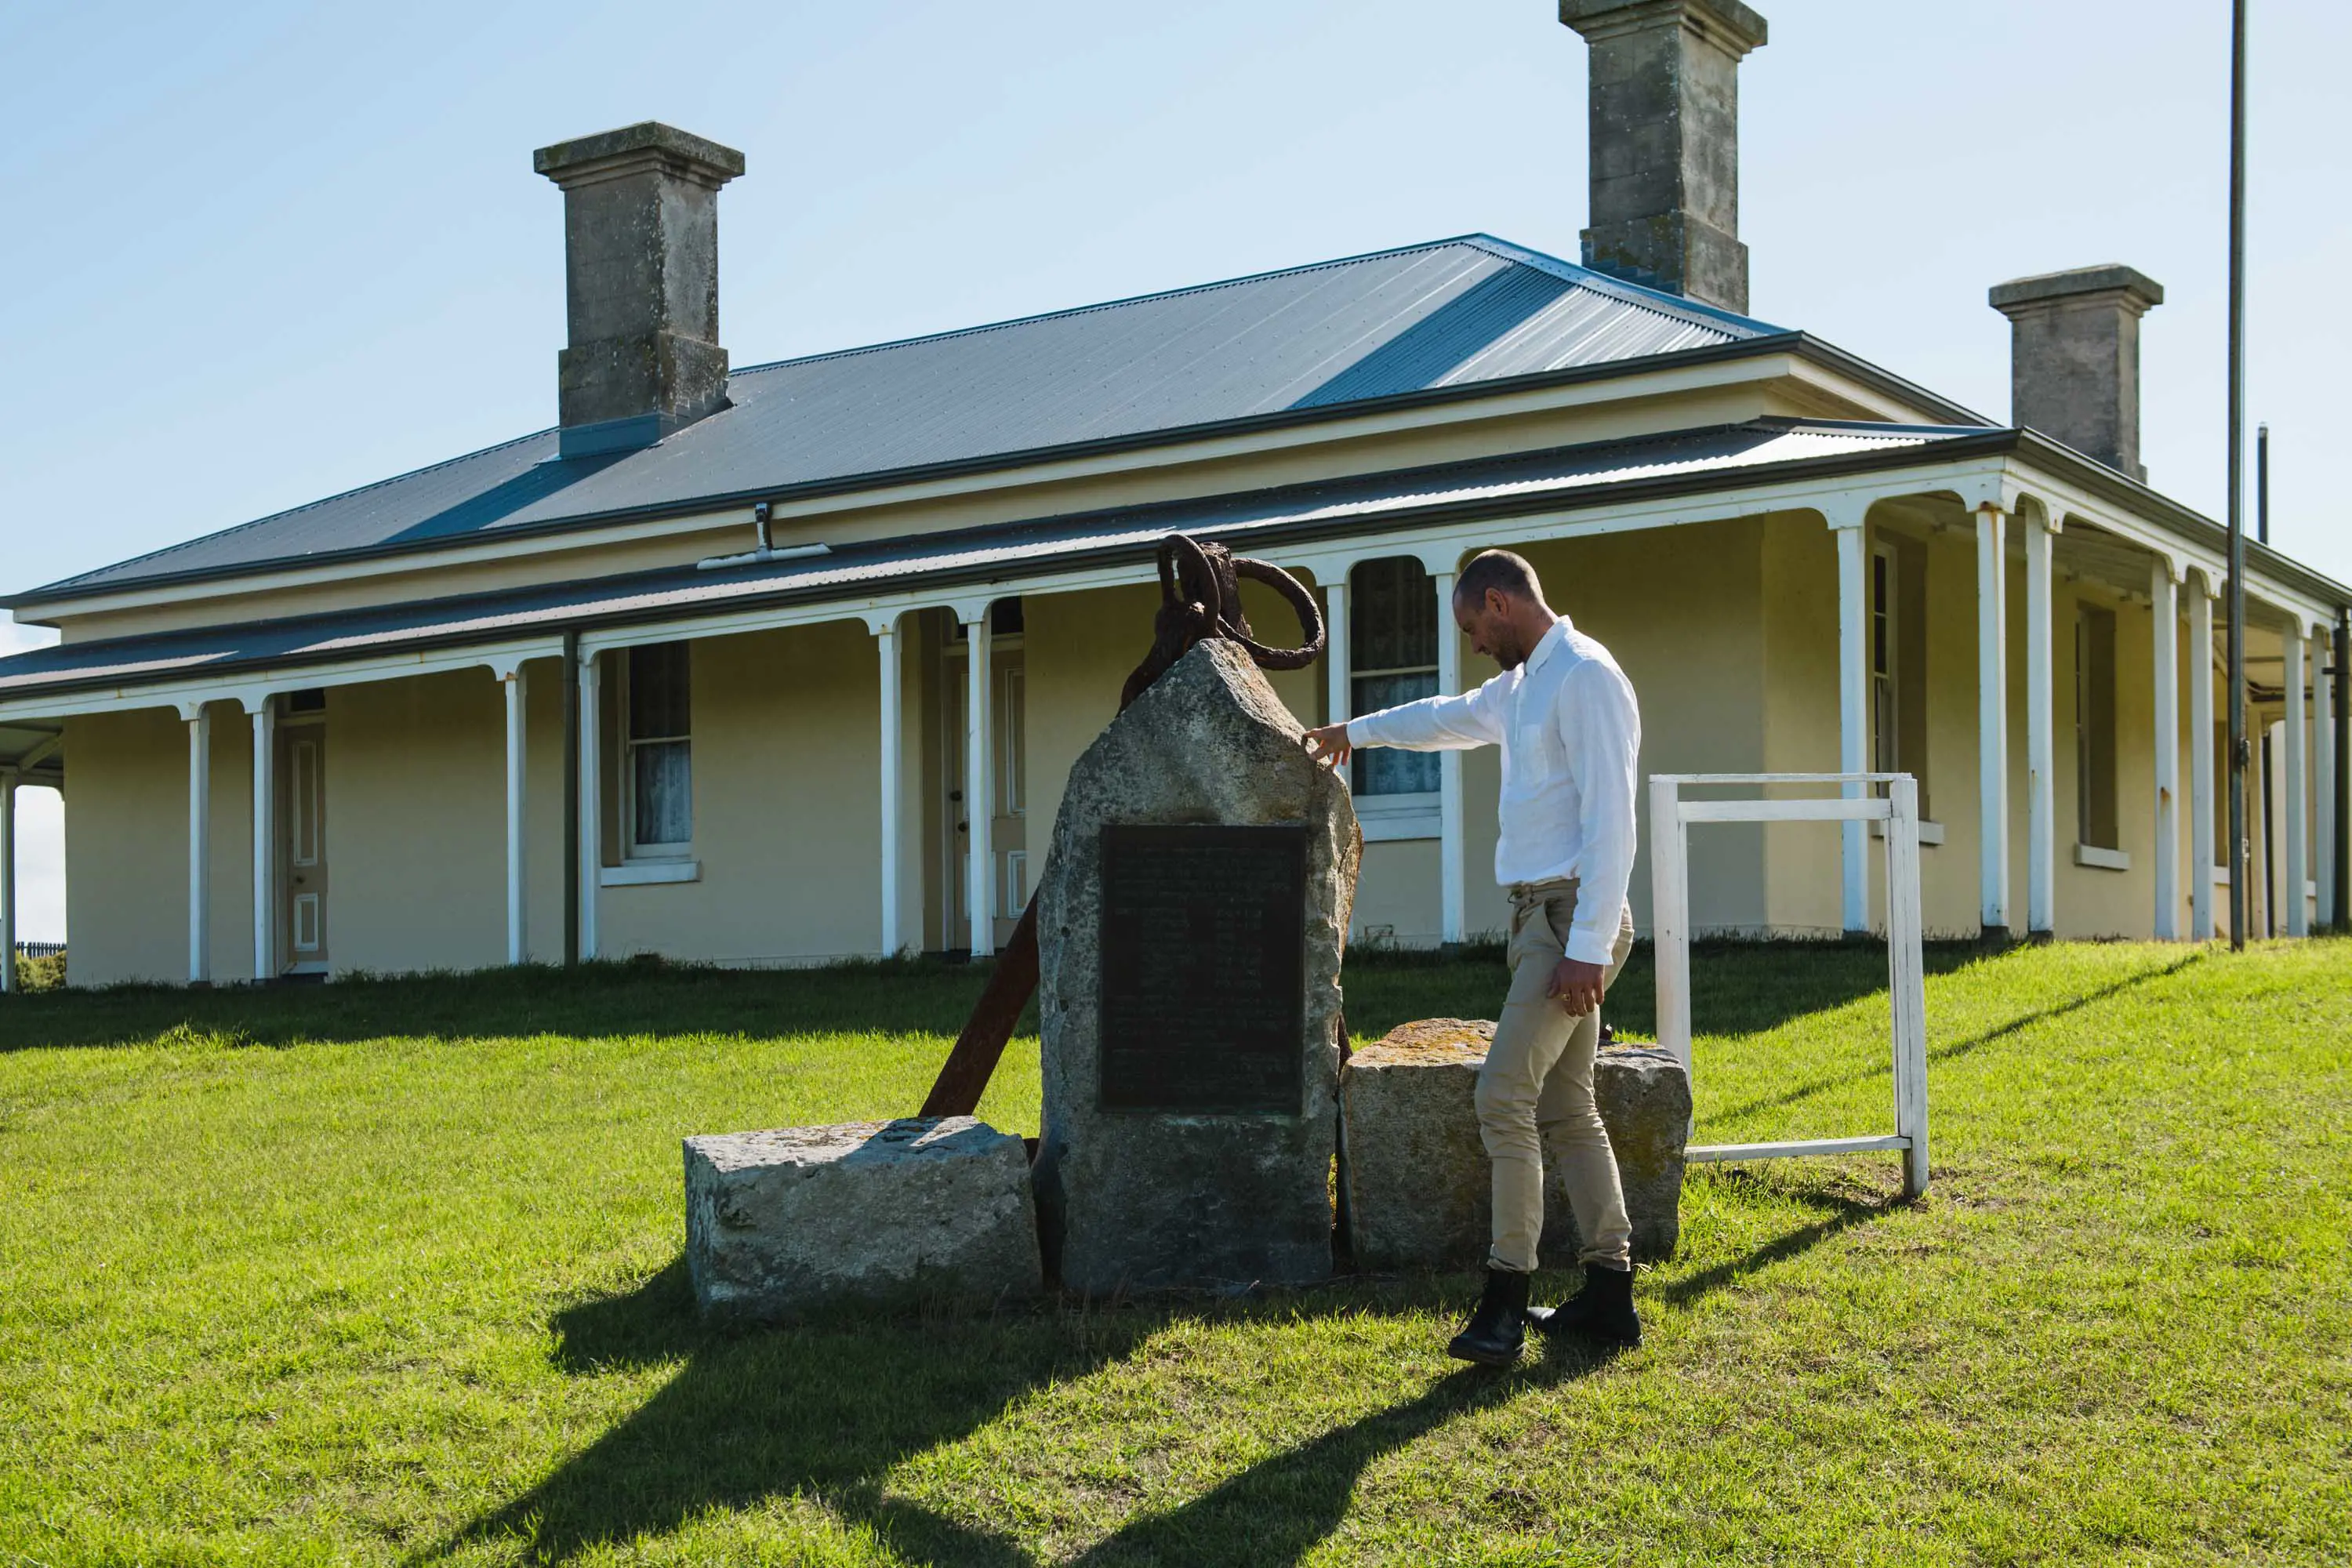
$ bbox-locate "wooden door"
[279,724,328,971]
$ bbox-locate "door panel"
[939,645,1027,953]
[279,725,328,971]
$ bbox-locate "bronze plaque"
[1098,823,1309,1114]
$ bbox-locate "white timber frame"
[0,767,15,994]
[245,693,276,981]
[866,611,906,958]
[961,598,996,958]
[2151,560,2181,938]
[2024,503,2057,938]
[1650,771,1930,1199]
[2285,625,2310,936]
[180,699,212,984]
[495,659,529,965]
[2190,572,2218,940]
[8,445,2349,978]
[2318,619,2338,930]
[1828,500,1871,932]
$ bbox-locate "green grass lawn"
[2,940,2346,1566]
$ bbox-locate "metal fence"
[1649,771,1930,1200]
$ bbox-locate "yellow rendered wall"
[595,620,884,965]
[326,672,513,973]
[64,707,256,986]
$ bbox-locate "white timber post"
[1833,510,1869,933]
[183,701,212,984]
[2318,623,2338,929]
[2190,575,2217,940]
[1323,572,1350,732]
[1648,775,1691,1070]
[0,768,16,995]
[248,695,277,982]
[964,602,995,957]
[872,613,904,959]
[1432,564,1465,946]
[1886,773,1929,1198]
[577,649,601,961]
[2025,506,2056,937]
[2151,561,2181,939]
[500,664,528,965]
[2285,628,2310,936]
[1975,503,2012,935]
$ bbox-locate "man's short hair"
[1454,549,1542,608]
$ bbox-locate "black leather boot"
[1526,1262,1642,1348]
[1446,1267,1530,1367]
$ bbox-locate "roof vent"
[1559,0,1769,314]
[1988,265,2164,483]
[535,122,746,459]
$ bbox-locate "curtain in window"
[633,740,692,848]
[1350,558,1441,796]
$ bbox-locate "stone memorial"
[1340,1018,1692,1269]
[683,1116,1042,1321]
[1033,638,1359,1294]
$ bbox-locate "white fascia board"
[585,453,2016,656]
[16,355,1809,629]
[0,637,562,725]
[2001,458,2334,631]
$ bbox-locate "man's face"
[1455,587,1531,670]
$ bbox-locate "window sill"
[601,859,701,887]
[2073,844,2130,873]
[1870,818,1946,847]
[1353,791,1439,844]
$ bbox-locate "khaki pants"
[1477,877,1637,1273]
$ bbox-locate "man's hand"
[1302,722,1352,770]
[1547,957,1607,1017]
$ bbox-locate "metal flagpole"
[2226,0,2250,952]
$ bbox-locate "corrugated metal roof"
[27,235,1780,602]
[0,419,1973,705]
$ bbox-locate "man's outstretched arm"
[1304,683,1502,770]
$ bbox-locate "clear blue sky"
[0,0,2344,940]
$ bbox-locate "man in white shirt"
[1303,549,1643,1364]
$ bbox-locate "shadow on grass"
[1660,1174,1894,1308]
[1708,951,2205,1127]
[0,956,1011,1054]
[438,1264,1615,1566]
[7,940,1994,1059]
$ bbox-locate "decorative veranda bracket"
[1649,772,1932,1200]
[919,534,1326,1120]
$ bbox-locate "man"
[1303,549,1642,1364]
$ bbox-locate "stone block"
[1339,1019,1691,1270]
[683,1116,1041,1321]
[1339,1019,1493,1272]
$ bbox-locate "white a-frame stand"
[1649,772,1930,1199]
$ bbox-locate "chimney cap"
[1560,0,1766,53]
[534,121,745,190]
[1988,264,2164,317]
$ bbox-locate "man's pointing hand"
[1302,722,1352,770]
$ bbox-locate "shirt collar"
[1522,615,1570,676]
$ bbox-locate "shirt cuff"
[1563,924,1619,967]
[1344,717,1367,746]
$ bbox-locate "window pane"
[629,643,691,742]
[633,740,692,846]
[1352,557,1436,673]
[1352,670,1439,795]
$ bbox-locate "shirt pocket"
[1512,718,1561,785]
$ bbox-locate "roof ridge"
[1453,235,1783,337]
[31,427,559,597]
[724,234,1561,378]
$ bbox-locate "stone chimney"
[535,122,746,459]
[1559,0,1768,314]
[1987,265,2163,482]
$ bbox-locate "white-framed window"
[1350,557,1440,800]
[2075,604,2118,851]
[1870,535,1931,818]
[624,641,692,857]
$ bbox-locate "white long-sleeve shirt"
[1345,615,1640,965]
